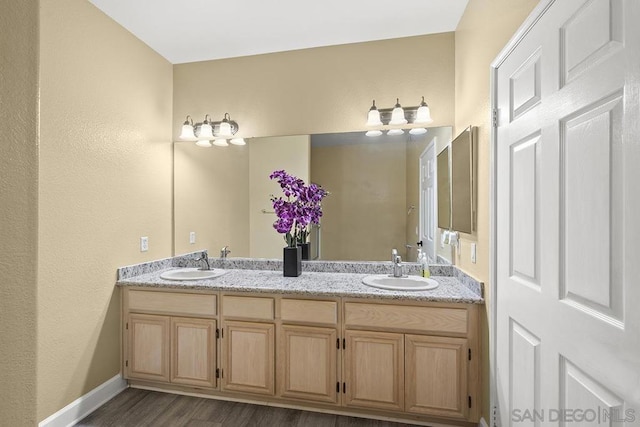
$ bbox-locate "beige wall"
[38,0,173,421]
[454,0,539,420]
[174,144,250,257]
[311,140,407,261]
[0,0,39,424]
[249,135,310,258]
[173,33,455,139]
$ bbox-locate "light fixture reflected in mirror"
[195,140,212,148]
[365,130,383,137]
[364,97,433,137]
[230,138,246,145]
[213,139,229,147]
[409,127,427,135]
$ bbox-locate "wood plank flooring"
[75,388,420,427]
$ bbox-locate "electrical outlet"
[140,236,149,252]
[471,243,477,264]
[189,232,196,244]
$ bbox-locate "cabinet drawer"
[127,290,216,317]
[344,303,467,335]
[222,296,274,320]
[281,299,338,325]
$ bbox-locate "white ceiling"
[88,0,469,64]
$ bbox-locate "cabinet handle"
[336,338,340,349]
[336,382,340,393]
[343,338,346,349]
[343,382,346,394]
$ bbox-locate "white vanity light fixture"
[230,137,246,145]
[389,98,408,125]
[178,113,240,147]
[366,100,383,126]
[364,96,433,137]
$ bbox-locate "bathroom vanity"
[117,263,483,426]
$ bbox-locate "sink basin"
[362,274,439,291]
[160,268,226,281]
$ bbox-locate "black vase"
[283,246,302,277]
[299,242,310,260]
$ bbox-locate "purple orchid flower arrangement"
[269,170,328,248]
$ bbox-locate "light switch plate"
[189,232,196,244]
[471,243,477,264]
[140,236,149,252]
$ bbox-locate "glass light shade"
[389,106,407,125]
[365,130,383,137]
[415,105,433,124]
[195,140,212,147]
[213,139,229,147]
[230,137,246,146]
[409,127,428,135]
[366,109,383,126]
[198,123,214,140]
[218,121,233,137]
[179,124,196,140]
[387,128,405,136]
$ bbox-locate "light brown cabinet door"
[127,313,170,382]
[222,321,274,395]
[279,325,338,404]
[405,335,468,419]
[171,317,216,388]
[343,330,404,411]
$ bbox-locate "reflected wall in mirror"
[437,146,451,229]
[173,128,454,263]
[450,126,477,234]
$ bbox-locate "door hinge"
[336,381,340,393]
[492,108,499,128]
[336,338,340,349]
[343,382,346,394]
[125,360,128,367]
[216,368,220,379]
[468,395,472,408]
[468,348,471,361]
[216,328,220,339]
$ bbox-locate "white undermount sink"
[160,268,226,281]
[362,274,439,291]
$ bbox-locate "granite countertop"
[117,267,483,304]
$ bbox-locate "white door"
[495,0,640,426]
[419,142,436,262]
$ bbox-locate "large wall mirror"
[173,127,455,263]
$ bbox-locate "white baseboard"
[479,416,490,427]
[38,374,127,427]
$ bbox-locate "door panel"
[343,330,404,411]
[279,325,337,403]
[405,335,468,419]
[128,313,170,382]
[222,321,275,395]
[171,317,216,388]
[496,0,640,425]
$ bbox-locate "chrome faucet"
[220,245,231,258]
[391,248,403,278]
[196,252,210,270]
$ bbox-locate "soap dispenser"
[416,242,431,278]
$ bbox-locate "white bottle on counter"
[416,248,431,278]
